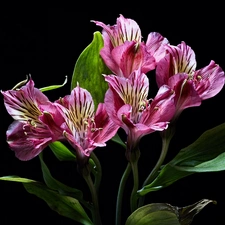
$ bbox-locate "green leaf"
[170,122,225,172]
[138,164,193,195]
[71,31,111,109]
[125,199,215,225]
[39,153,83,200]
[0,176,93,225]
[0,175,36,183]
[125,203,180,225]
[24,182,93,225]
[176,152,225,172]
[138,122,225,196]
[49,141,76,161]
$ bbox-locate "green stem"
[115,163,132,225]
[90,152,102,192]
[138,126,175,207]
[130,158,139,212]
[82,166,102,225]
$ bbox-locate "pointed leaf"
[71,31,111,109]
[23,182,93,225]
[39,153,83,200]
[178,199,216,225]
[12,76,29,90]
[138,123,225,195]
[0,176,93,224]
[177,152,225,172]
[0,175,36,183]
[138,164,193,195]
[170,122,225,172]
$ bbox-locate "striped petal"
[146,32,169,63]
[104,70,149,123]
[6,121,53,161]
[92,14,142,47]
[193,60,225,100]
[1,79,47,126]
[55,84,119,162]
[56,84,94,145]
[156,41,196,87]
[2,78,65,160]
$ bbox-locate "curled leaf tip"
[12,75,30,90]
[39,76,68,92]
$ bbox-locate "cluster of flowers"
[2,15,224,168]
[2,14,225,225]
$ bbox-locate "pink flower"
[156,41,225,117]
[104,69,175,159]
[55,84,120,166]
[1,78,65,160]
[92,14,168,78]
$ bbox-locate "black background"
[1,6,225,225]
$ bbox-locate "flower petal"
[93,103,120,144]
[56,85,119,163]
[92,14,142,47]
[170,75,202,112]
[194,60,225,100]
[140,85,175,126]
[146,32,169,63]
[6,121,52,161]
[156,41,196,87]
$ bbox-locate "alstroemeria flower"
[1,78,65,161]
[104,69,175,159]
[92,14,168,78]
[55,84,120,166]
[156,41,225,117]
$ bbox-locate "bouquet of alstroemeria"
[1,14,225,225]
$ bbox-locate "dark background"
[1,6,225,225]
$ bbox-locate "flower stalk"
[138,123,176,207]
[90,152,102,192]
[115,163,131,225]
[81,163,102,225]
